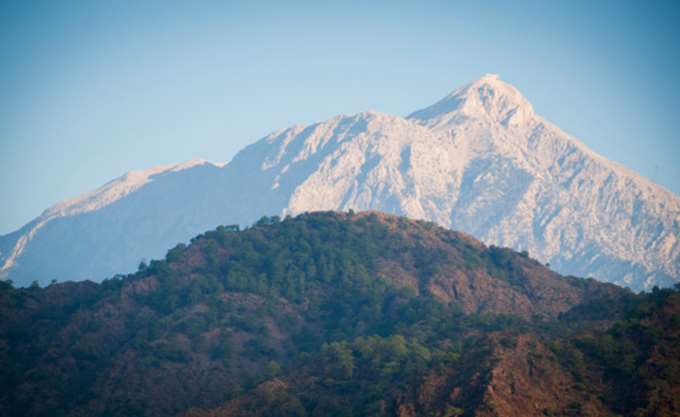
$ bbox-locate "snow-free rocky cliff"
[2,75,679,290]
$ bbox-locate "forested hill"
[1,211,678,417]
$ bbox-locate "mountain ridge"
[2,75,679,290]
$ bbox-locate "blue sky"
[1,0,679,234]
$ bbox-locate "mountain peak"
[3,76,679,291]
[409,74,534,126]
[474,73,501,84]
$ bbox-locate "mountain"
[1,212,678,417]
[2,75,679,290]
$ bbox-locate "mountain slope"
[1,212,677,417]
[0,159,236,285]
[407,74,680,290]
[2,75,679,290]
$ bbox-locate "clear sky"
[1,0,679,234]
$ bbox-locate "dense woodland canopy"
[0,211,678,417]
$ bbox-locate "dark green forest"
[1,212,678,417]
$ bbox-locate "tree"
[267,360,282,378]
[322,342,354,379]
[166,243,187,262]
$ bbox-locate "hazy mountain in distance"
[2,75,678,290]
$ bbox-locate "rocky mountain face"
[2,75,679,290]
[1,212,677,417]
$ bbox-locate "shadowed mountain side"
[1,162,288,286]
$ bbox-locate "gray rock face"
[2,75,679,290]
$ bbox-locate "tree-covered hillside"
[0,212,677,417]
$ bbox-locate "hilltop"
[1,212,678,417]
